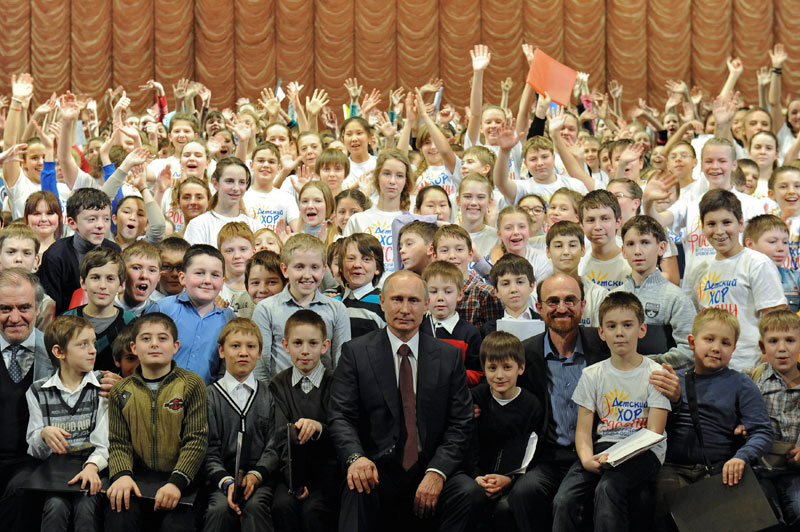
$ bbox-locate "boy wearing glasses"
[153,236,191,301]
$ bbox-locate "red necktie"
[398,344,418,470]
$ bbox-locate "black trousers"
[338,460,484,532]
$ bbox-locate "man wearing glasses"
[505,273,680,531]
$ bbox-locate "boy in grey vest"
[26,315,108,532]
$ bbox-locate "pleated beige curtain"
[0,0,797,120]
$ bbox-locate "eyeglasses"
[668,153,693,160]
[613,193,634,200]
[543,296,581,309]
[160,263,182,273]
[522,206,545,215]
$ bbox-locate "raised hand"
[128,163,146,191]
[608,79,623,100]
[498,120,522,151]
[138,79,165,96]
[619,143,646,166]
[643,170,679,203]
[420,78,443,96]
[322,107,338,131]
[0,96,8,109]
[665,92,683,111]
[471,44,491,72]
[727,56,743,76]
[690,86,704,106]
[286,81,304,105]
[258,88,281,118]
[31,119,54,151]
[0,143,26,165]
[34,93,57,116]
[666,79,688,95]
[197,84,211,104]
[376,112,397,139]
[521,43,535,66]
[231,120,252,144]
[344,77,363,102]
[770,43,787,69]
[11,73,34,107]
[500,77,514,93]
[757,66,771,88]
[438,104,454,124]
[680,102,694,123]
[390,87,405,113]
[548,106,567,137]
[172,79,188,100]
[305,89,329,115]
[360,88,382,116]
[58,93,80,121]
[120,147,151,174]
[712,91,738,126]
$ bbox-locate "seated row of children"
[23,272,800,531]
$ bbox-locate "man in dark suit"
[508,273,680,531]
[329,270,483,531]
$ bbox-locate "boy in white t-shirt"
[495,133,590,207]
[242,142,300,232]
[552,292,671,531]
[578,190,631,292]
[644,137,770,286]
[684,189,787,369]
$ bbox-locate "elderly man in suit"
[329,270,482,531]
[508,272,680,531]
[0,269,55,530]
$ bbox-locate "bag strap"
[685,370,714,473]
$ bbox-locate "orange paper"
[526,49,578,107]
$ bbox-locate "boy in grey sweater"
[203,318,279,532]
[613,215,696,369]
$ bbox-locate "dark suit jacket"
[329,328,474,478]
[519,326,610,442]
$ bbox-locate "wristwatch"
[346,453,364,467]
[221,478,235,494]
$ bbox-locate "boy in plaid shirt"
[747,310,800,529]
[432,224,503,330]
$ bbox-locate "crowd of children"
[0,39,799,531]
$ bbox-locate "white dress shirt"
[1,331,37,377]
[219,371,257,411]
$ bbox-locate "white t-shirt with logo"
[579,251,632,292]
[684,247,787,370]
[242,187,300,231]
[572,357,671,463]
[183,210,265,247]
[513,174,589,205]
[343,207,401,272]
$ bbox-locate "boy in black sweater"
[420,261,483,386]
[269,309,338,532]
[39,188,121,315]
[203,318,279,532]
[470,331,544,530]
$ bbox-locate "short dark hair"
[158,236,191,255]
[620,215,667,243]
[131,313,179,344]
[338,233,385,288]
[245,250,284,290]
[182,244,225,275]
[579,189,621,222]
[699,188,742,224]
[398,220,438,245]
[66,188,112,220]
[546,221,585,248]
[480,331,525,368]
[598,291,644,326]
[111,323,135,364]
[79,248,126,283]
[284,309,327,339]
[490,254,534,286]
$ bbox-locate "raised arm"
[305,89,329,132]
[2,73,34,188]
[467,44,491,146]
[57,93,81,189]
[549,108,594,190]
[769,44,787,135]
[720,57,743,99]
[711,91,738,142]
[642,171,678,228]
[415,88,457,173]
[493,122,522,204]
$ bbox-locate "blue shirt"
[145,291,234,385]
[543,331,587,447]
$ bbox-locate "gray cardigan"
[203,379,280,487]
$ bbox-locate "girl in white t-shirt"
[172,178,210,239]
[298,180,335,244]
[184,158,264,246]
[148,113,198,183]
[344,148,414,273]
[457,174,498,259]
[341,117,377,183]
[748,130,779,199]
[488,206,553,283]
[158,140,212,232]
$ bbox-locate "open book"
[603,429,665,467]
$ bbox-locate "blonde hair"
[217,317,264,353]
[217,221,255,250]
[758,309,800,338]
[692,307,740,344]
[280,233,325,266]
